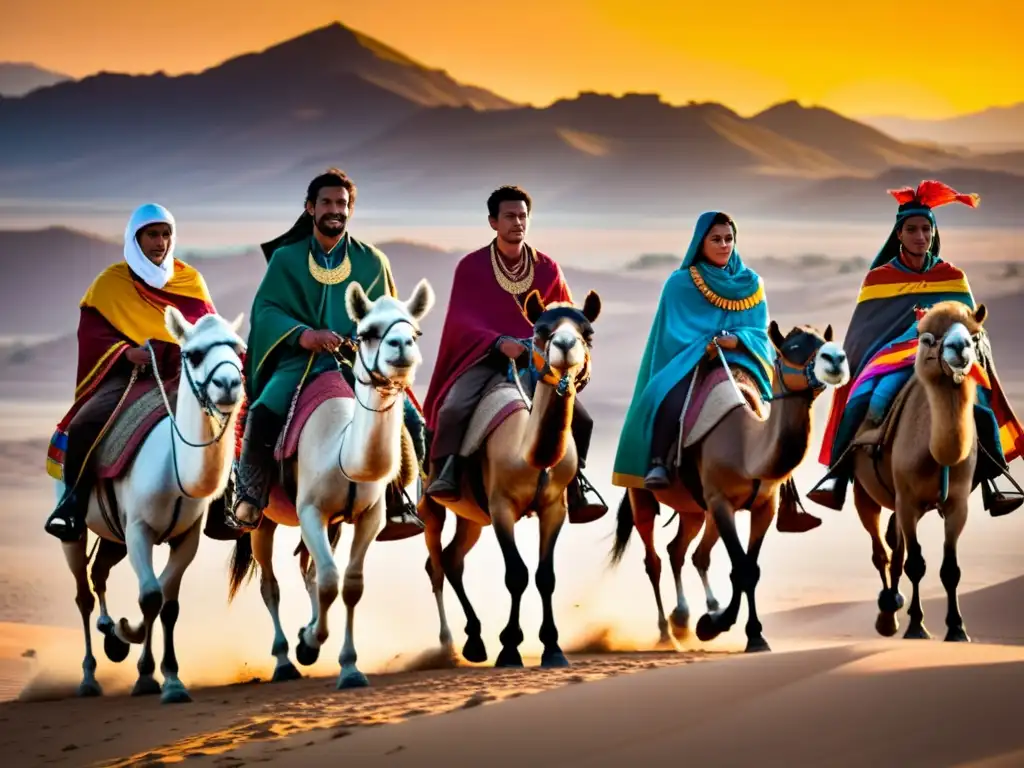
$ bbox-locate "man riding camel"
[422,184,606,520]
[220,167,426,536]
[808,179,1024,516]
[44,203,219,542]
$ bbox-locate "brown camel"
[850,300,991,642]
[420,288,601,668]
[610,322,850,652]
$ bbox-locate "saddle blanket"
[94,378,179,480]
[680,364,765,449]
[459,382,529,458]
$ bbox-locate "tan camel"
[420,288,601,668]
[850,300,990,641]
[610,322,850,652]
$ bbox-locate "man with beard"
[422,185,606,522]
[221,168,425,537]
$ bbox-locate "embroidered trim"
[491,242,535,296]
[308,248,351,285]
[689,266,764,311]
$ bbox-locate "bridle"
[507,311,593,406]
[333,315,421,414]
[147,338,244,499]
[919,326,985,386]
[766,340,828,403]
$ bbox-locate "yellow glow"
[1,0,1020,118]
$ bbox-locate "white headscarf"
[124,203,176,289]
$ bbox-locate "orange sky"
[2,0,1020,118]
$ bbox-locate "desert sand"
[1,225,1024,766]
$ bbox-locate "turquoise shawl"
[612,211,775,488]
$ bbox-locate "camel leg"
[121,519,163,697]
[853,480,904,637]
[693,517,721,614]
[537,501,569,667]
[296,503,338,666]
[939,497,970,642]
[252,519,301,682]
[740,498,774,653]
[299,545,318,629]
[492,498,529,668]
[62,537,102,697]
[666,512,703,639]
[90,539,129,663]
[337,498,383,689]
[631,489,670,645]
[695,495,747,643]
[441,516,486,663]
[898,500,930,640]
[421,497,460,658]
[155,517,202,704]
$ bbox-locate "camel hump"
[94,378,179,480]
[459,382,529,457]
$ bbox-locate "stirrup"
[225,499,262,533]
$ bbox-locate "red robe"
[422,243,572,431]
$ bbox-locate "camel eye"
[920,332,936,347]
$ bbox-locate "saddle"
[93,377,178,480]
[851,377,917,454]
[253,371,419,528]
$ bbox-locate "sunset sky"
[2,0,1020,118]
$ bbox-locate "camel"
[227,278,435,689]
[849,301,993,641]
[420,288,601,668]
[58,307,246,703]
[609,322,850,652]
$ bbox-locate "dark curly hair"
[306,167,357,208]
[487,185,532,218]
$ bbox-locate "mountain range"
[1,22,1022,224]
[0,63,71,98]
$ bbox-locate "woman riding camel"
[43,203,217,542]
[611,211,822,532]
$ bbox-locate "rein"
[766,353,826,402]
[147,340,241,499]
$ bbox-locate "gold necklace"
[308,240,352,285]
[689,266,764,311]
[491,242,534,295]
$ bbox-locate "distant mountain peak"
[0,62,72,97]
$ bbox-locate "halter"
[147,338,243,499]
[766,345,827,402]
[334,315,421,414]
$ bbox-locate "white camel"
[227,278,435,689]
[58,307,246,704]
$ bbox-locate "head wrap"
[124,203,175,289]
[869,180,980,269]
[679,211,763,308]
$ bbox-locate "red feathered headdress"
[887,180,980,210]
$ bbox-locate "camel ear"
[524,290,545,324]
[768,320,786,351]
[229,312,245,334]
[974,303,987,325]
[824,324,833,343]
[165,305,193,342]
[405,278,435,321]
[345,282,371,323]
[582,290,602,323]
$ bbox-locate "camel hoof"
[904,624,931,640]
[695,613,721,643]
[272,661,302,682]
[131,676,161,697]
[541,650,570,668]
[103,631,130,663]
[706,599,721,613]
[655,633,674,650]
[944,627,971,643]
[670,609,691,640]
[745,636,771,653]
[78,679,103,698]
[462,635,488,664]
[875,612,899,638]
[337,667,369,689]
[160,680,192,704]
[495,647,523,668]
[295,630,320,667]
